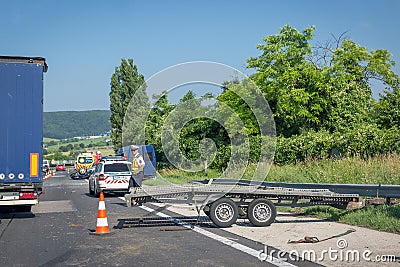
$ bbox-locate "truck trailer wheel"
[247,198,276,227]
[208,198,238,228]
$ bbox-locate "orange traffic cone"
[94,192,110,234]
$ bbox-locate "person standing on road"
[95,151,102,164]
[129,145,145,190]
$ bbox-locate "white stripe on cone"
[96,217,108,227]
[98,201,105,210]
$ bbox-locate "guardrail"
[191,178,400,198]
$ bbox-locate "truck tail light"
[19,192,38,199]
[98,174,106,180]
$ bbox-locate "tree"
[247,24,400,136]
[109,59,146,151]
[159,91,218,171]
[374,87,400,129]
[145,91,175,166]
[325,40,400,131]
[247,25,330,136]
[217,79,276,178]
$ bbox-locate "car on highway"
[56,164,66,171]
[88,157,132,196]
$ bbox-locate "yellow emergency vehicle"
[72,152,95,179]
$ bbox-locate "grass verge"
[264,154,400,184]
[148,168,222,185]
[157,154,400,185]
[279,205,400,234]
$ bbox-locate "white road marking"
[118,197,296,267]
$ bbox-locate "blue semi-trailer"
[0,56,48,211]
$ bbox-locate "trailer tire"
[208,198,238,228]
[247,198,276,227]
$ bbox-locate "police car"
[88,156,132,196]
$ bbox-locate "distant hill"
[44,110,111,139]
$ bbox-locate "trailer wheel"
[247,198,276,227]
[208,198,238,228]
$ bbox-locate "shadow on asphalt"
[0,207,36,219]
[83,193,98,198]
[109,202,128,207]
[82,192,128,199]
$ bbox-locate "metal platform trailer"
[124,182,359,228]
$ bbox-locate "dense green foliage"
[144,93,174,167]
[44,110,111,139]
[275,126,400,165]
[110,59,146,151]
[247,25,399,136]
[374,87,400,129]
[145,91,231,170]
[222,24,399,166]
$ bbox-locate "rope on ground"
[288,229,356,244]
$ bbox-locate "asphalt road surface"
[0,172,320,267]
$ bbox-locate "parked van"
[116,145,156,178]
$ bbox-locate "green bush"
[274,125,400,165]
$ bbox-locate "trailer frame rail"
[124,184,360,228]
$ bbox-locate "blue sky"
[2,0,400,112]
